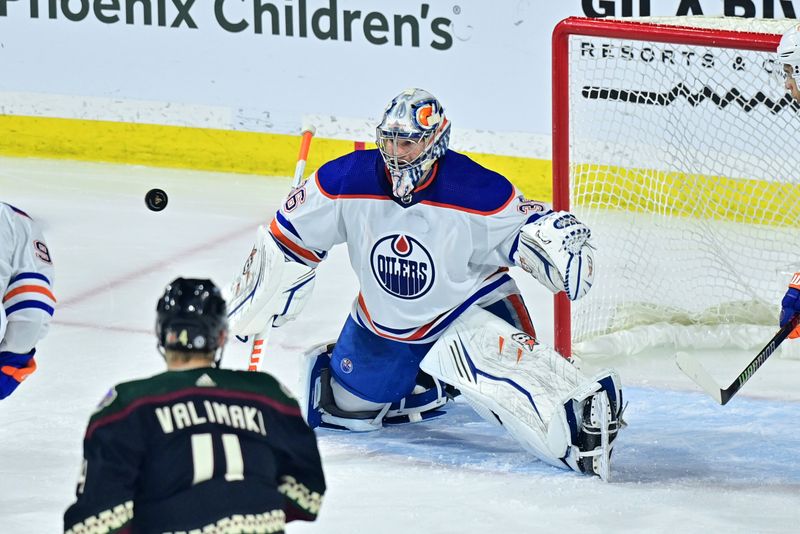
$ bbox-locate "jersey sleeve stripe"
[271,237,307,265]
[3,284,57,303]
[5,300,55,316]
[9,272,51,285]
[269,219,323,265]
[278,475,323,519]
[272,215,328,260]
[275,211,302,240]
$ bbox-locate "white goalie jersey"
[0,203,56,355]
[267,149,552,344]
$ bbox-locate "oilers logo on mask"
[370,234,434,299]
[413,100,444,131]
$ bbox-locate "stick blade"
[675,351,724,404]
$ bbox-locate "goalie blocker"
[227,225,316,337]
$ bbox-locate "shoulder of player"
[0,203,33,233]
[216,368,300,402]
[314,149,389,199]
[88,369,300,424]
[427,151,516,215]
[0,202,32,219]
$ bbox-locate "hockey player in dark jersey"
[64,277,325,534]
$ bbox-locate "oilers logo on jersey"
[370,234,434,300]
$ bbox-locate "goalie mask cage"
[552,17,800,360]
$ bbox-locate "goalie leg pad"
[419,306,624,478]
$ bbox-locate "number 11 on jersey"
[190,433,244,484]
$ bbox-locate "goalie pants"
[330,293,536,404]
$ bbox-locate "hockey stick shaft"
[247,126,316,371]
[292,128,315,187]
[676,313,800,405]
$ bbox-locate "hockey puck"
[145,188,168,212]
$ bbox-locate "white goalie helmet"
[376,88,451,201]
[777,23,800,78]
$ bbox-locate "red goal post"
[550,17,796,359]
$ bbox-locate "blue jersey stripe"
[271,237,313,266]
[363,272,512,343]
[276,211,302,240]
[5,300,55,316]
[422,274,512,340]
[9,272,51,285]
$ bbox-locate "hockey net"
[552,17,800,359]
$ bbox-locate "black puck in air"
[145,188,168,212]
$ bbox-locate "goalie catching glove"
[515,211,595,301]
[227,225,316,336]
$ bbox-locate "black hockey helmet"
[156,278,228,354]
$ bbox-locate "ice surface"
[1,157,798,533]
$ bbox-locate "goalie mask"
[778,24,800,76]
[376,88,451,202]
[156,277,228,359]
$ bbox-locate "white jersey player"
[775,29,800,336]
[228,89,624,480]
[0,202,56,400]
[777,24,800,103]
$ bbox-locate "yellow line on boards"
[5,114,794,228]
[0,114,553,199]
[574,164,800,227]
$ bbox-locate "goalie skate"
[575,389,622,482]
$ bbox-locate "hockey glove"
[515,211,595,301]
[0,350,37,400]
[780,272,800,339]
[227,225,316,335]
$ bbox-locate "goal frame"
[551,16,782,359]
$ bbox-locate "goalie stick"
[246,126,316,371]
[675,313,800,405]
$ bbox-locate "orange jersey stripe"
[268,219,320,263]
[790,272,800,289]
[419,188,516,216]
[357,293,441,342]
[3,284,57,303]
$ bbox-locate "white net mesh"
[565,17,800,356]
